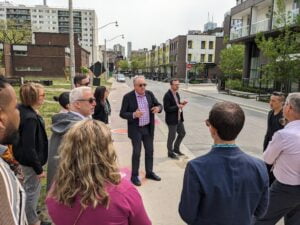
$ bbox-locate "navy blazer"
[119,90,162,139]
[179,147,269,225]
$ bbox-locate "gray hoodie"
[46,112,83,191]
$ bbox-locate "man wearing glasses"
[179,102,269,225]
[74,74,90,87]
[163,78,187,159]
[255,93,300,225]
[47,86,96,190]
[263,92,285,186]
[120,75,162,186]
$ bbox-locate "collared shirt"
[69,111,88,120]
[264,120,300,185]
[0,145,27,225]
[135,91,150,126]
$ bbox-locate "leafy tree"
[0,19,31,44]
[220,44,244,79]
[255,0,300,93]
[191,63,205,76]
[118,60,129,71]
[130,55,146,73]
[80,66,89,75]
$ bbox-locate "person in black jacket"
[120,75,162,186]
[163,79,187,159]
[263,91,285,186]
[13,83,48,225]
[93,86,111,124]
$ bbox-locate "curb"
[182,88,269,114]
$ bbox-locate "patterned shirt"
[0,145,27,225]
[135,92,150,126]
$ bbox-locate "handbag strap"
[73,207,84,225]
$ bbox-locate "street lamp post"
[104,34,124,80]
[69,0,76,88]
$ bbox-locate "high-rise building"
[204,21,217,32]
[113,43,125,57]
[0,1,98,64]
[127,41,132,60]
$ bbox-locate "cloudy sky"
[12,0,236,50]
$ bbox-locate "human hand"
[151,106,160,114]
[134,109,144,118]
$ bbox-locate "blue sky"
[12,0,236,50]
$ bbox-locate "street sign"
[186,64,192,70]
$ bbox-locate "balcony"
[273,8,300,28]
[230,25,249,40]
[251,18,270,34]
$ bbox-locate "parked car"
[117,73,126,82]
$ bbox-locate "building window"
[38,10,43,12]
[209,41,214,49]
[39,15,43,18]
[14,51,27,56]
[208,54,213,62]
[15,67,42,72]
[201,41,206,49]
[188,40,193,49]
[188,54,192,62]
[33,15,37,18]
[200,54,205,62]
[39,21,44,24]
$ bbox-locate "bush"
[225,79,242,90]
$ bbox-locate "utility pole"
[69,0,76,88]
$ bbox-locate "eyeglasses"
[138,83,147,87]
[76,97,96,104]
[205,119,210,127]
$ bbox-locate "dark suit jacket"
[13,104,48,175]
[179,147,269,225]
[163,89,184,125]
[120,90,162,139]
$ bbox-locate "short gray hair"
[133,75,145,84]
[286,92,300,114]
[69,86,92,104]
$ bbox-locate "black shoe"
[174,150,184,156]
[131,176,141,186]
[168,152,179,159]
[146,172,161,181]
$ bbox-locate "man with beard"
[0,76,27,225]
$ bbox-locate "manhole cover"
[111,128,128,134]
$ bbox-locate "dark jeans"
[167,121,186,154]
[254,180,300,225]
[131,126,154,177]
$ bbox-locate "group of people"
[0,74,299,225]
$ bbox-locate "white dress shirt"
[263,120,300,185]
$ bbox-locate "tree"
[0,19,31,44]
[80,66,89,75]
[220,44,244,79]
[130,55,146,74]
[255,0,300,93]
[118,60,129,71]
[191,63,205,76]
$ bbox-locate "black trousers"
[130,126,154,177]
[254,180,300,225]
[167,121,186,154]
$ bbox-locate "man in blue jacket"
[179,101,269,225]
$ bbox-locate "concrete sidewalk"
[181,84,270,113]
[109,80,195,225]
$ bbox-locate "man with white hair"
[47,86,96,190]
[120,75,162,186]
[255,93,300,225]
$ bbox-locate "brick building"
[1,32,89,77]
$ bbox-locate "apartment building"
[0,1,98,64]
[227,0,300,90]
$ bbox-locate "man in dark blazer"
[120,75,162,186]
[179,102,269,225]
[163,79,187,159]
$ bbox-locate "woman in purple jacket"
[46,119,151,225]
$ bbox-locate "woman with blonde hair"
[13,82,48,225]
[46,120,151,225]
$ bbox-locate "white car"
[117,74,126,82]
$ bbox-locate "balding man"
[120,75,162,186]
[0,76,27,225]
[255,93,300,225]
[47,86,96,190]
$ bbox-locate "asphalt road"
[126,78,268,158]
